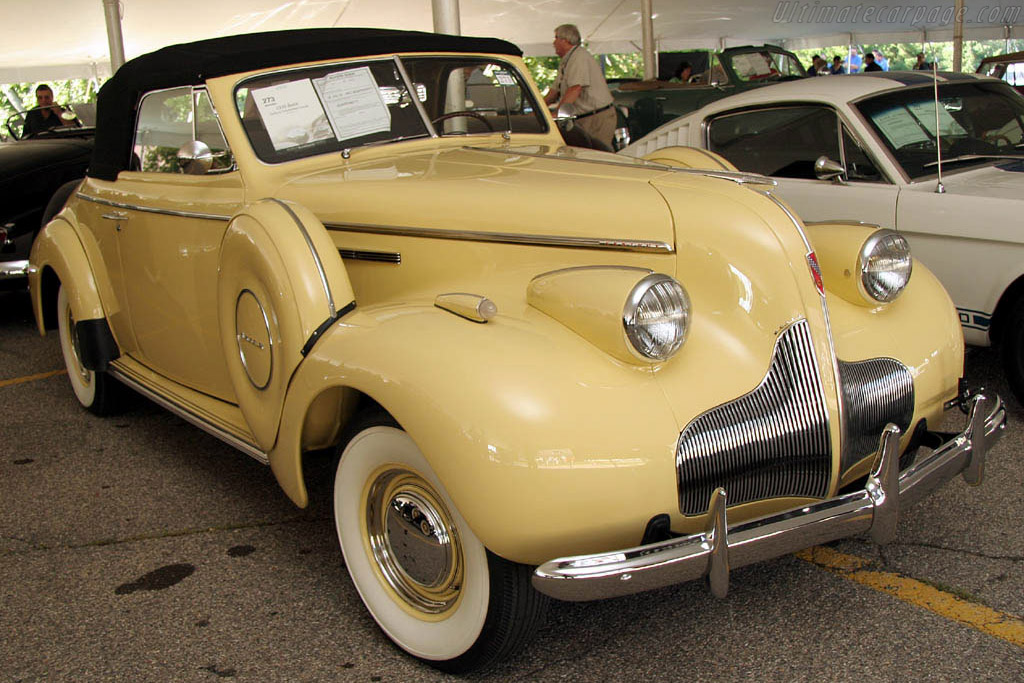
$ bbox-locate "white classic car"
[623,72,1024,401]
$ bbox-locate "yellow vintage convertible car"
[29,29,1005,672]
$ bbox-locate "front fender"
[273,303,682,565]
[28,214,104,335]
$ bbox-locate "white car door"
[703,104,900,229]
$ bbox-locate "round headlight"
[623,274,691,361]
[860,229,912,303]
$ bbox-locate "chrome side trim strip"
[267,198,335,317]
[533,392,1005,602]
[324,221,673,253]
[106,364,269,465]
[466,146,776,186]
[803,219,882,229]
[76,193,231,222]
[339,248,402,264]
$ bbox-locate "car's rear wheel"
[333,418,547,673]
[57,285,118,415]
[1001,297,1024,404]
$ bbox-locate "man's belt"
[574,104,613,120]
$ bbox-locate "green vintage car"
[613,45,807,141]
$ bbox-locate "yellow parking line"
[0,368,67,388]
[797,546,1024,648]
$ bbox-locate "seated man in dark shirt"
[22,84,75,137]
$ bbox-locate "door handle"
[101,211,130,221]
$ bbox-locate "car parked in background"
[1,105,94,285]
[624,71,1024,401]
[976,50,1024,95]
[612,45,807,141]
[30,30,1004,672]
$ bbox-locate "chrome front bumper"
[0,259,29,281]
[532,392,1005,602]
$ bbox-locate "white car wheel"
[335,424,488,660]
[334,421,547,672]
[57,285,97,408]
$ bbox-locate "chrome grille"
[676,320,831,515]
[838,358,914,473]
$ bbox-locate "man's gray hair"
[554,24,581,46]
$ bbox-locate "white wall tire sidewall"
[334,426,489,661]
[57,286,96,408]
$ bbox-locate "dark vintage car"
[612,45,807,141]
[0,106,94,285]
[976,50,1024,95]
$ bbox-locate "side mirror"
[814,155,847,184]
[177,140,213,175]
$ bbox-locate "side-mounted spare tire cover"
[218,199,354,450]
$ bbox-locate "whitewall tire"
[333,421,547,672]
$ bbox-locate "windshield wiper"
[923,153,1024,168]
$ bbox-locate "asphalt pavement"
[1,288,1021,682]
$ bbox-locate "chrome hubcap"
[366,468,462,614]
[64,303,90,385]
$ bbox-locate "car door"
[111,86,242,401]
[704,104,900,229]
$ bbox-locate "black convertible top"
[90,28,522,180]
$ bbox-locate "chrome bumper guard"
[532,392,1005,602]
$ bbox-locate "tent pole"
[641,0,655,80]
[953,0,964,71]
[432,0,461,35]
[4,87,26,114]
[102,0,126,74]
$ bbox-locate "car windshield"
[235,55,547,163]
[4,103,93,141]
[855,81,1024,179]
[728,50,805,83]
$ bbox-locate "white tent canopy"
[2,0,1021,83]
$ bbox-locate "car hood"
[912,159,1024,199]
[0,137,93,184]
[278,144,677,248]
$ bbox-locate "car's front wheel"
[56,285,119,415]
[333,419,547,673]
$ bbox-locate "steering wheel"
[431,110,494,132]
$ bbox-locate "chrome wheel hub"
[64,304,91,385]
[366,468,463,614]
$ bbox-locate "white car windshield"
[235,55,547,163]
[856,81,1024,179]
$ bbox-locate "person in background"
[670,61,692,83]
[22,84,74,137]
[848,46,862,73]
[913,52,932,70]
[829,56,845,74]
[874,50,889,71]
[544,23,616,150]
[863,52,883,72]
[806,54,823,76]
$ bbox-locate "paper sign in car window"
[907,101,967,137]
[731,53,772,79]
[871,107,931,148]
[252,80,333,150]
[313,68,391,141]
[494,71,516,86]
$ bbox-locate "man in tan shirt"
[543,24,616,150]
